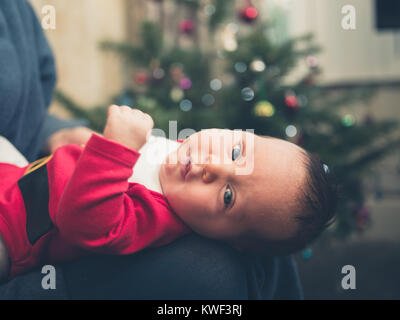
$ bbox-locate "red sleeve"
[55,133,190,255]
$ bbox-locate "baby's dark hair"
[287,150,338,254]
[240,149,338,257]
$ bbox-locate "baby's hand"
[103,105,154,151]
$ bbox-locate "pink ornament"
[180,77,192,90]
[179,19,195,34]
[306,55,319,68]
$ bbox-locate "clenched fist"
[103,105,154,151]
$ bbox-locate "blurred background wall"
[289,0,400,83]
[30,0,128,116]
[29,0,400,299]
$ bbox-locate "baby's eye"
[232,144,241,161]
[224,186,233,207]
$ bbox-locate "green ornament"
[342,114,356,127]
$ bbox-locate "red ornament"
[239,6,258,23]
[285,95,298,108]
[179,19,195,34]
[135,72,148,85]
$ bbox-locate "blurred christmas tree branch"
[54,89,107,133]
[100,21,163,66]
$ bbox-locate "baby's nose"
[201,161,233,184]
[201,166,217,183]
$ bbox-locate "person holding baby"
[0,0,312,299]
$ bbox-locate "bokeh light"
[285,125,298,137]
[170,87,184,102]
[241,87,255,101]
[210,78,222,91]
[254,101,275,117]
[179,99,192,112]
[234,62,247,73]
[202,93,215,106]
[250,59,266,72]
[342,114,356,127]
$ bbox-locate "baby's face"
[159,129,306,248]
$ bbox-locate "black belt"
[18,155,54,246]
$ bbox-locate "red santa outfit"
[0,134,191,279]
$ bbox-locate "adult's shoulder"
[61,234,303,300]
[61,234,248,299]
[0,234,303,299]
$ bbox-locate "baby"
[0,105,337,282]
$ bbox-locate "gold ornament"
[254,101,275,117]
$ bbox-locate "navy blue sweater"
[0,0,82,162]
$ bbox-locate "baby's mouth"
[180,146,192,180]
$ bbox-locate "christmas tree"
[55,0,400,242]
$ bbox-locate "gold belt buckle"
[23,155,54,177]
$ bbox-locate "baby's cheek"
[167,188,192,214]
[175,191,204,217]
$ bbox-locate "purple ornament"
[306,55,319,68]
[180,77,192,90]
[354,205,371,230]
